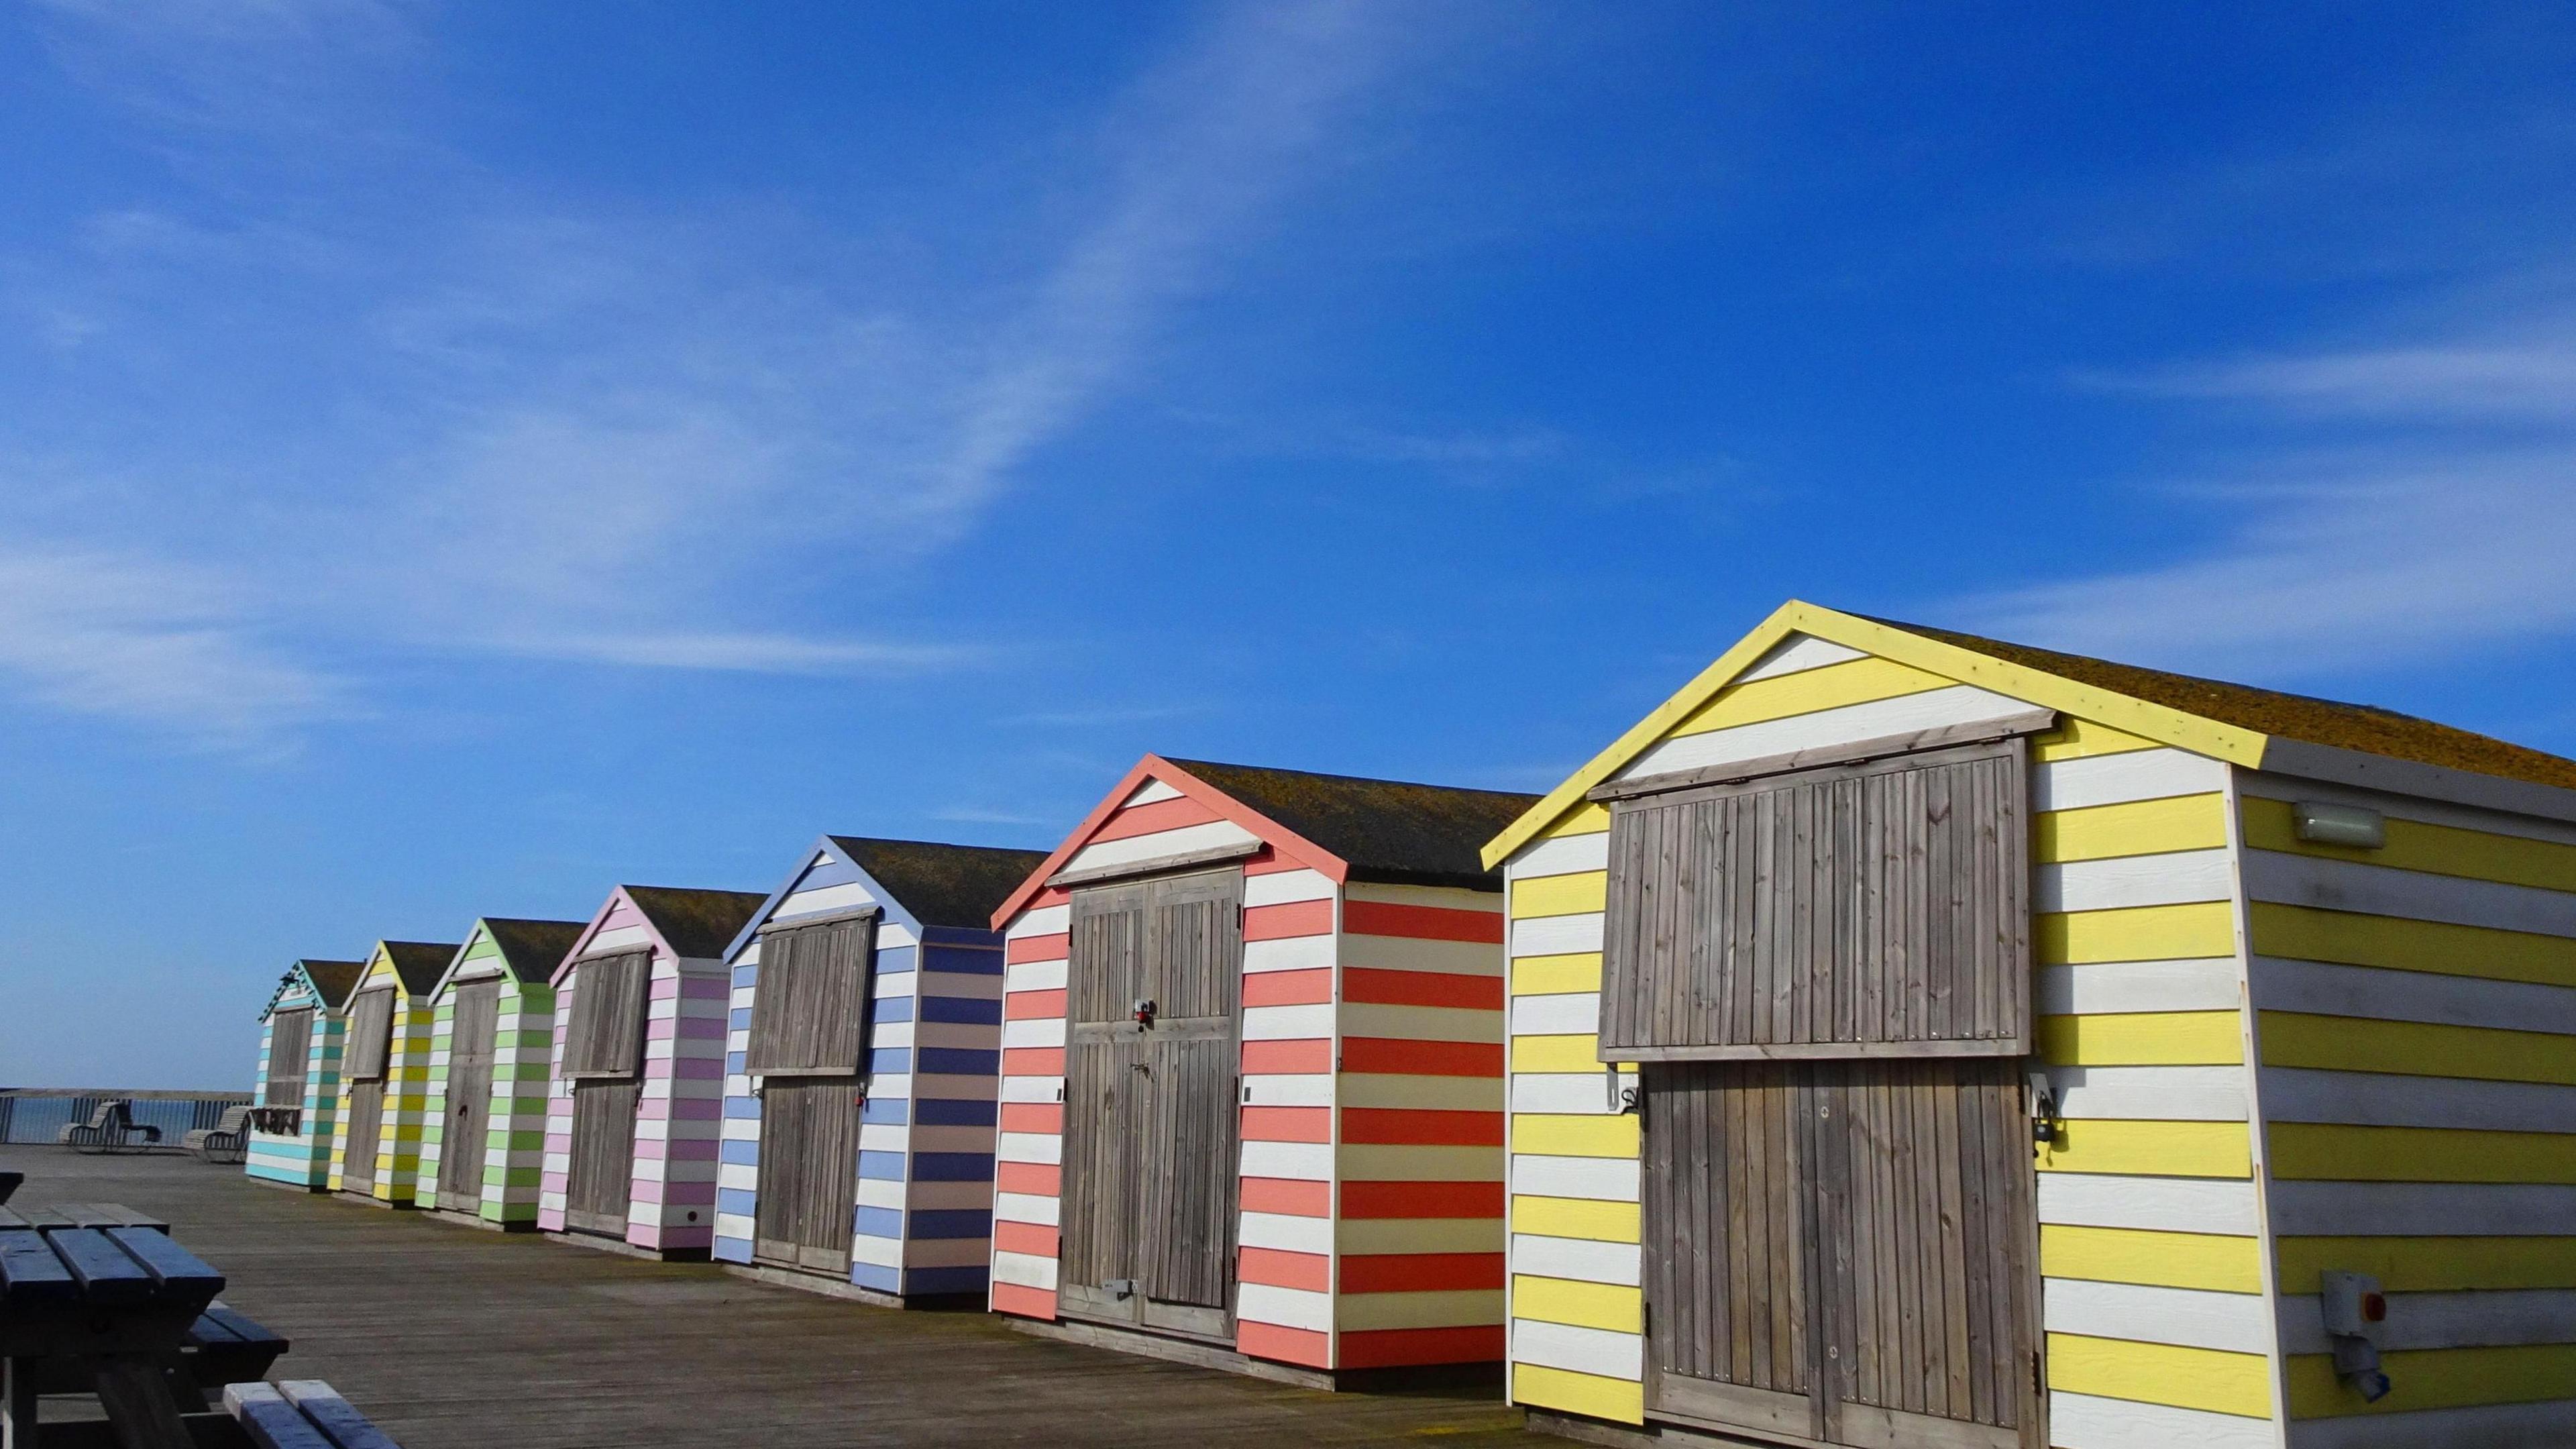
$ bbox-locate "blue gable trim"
[724,835,929,964]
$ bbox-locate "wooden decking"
[1,1147,1534,1448]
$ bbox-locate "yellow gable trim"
[1481,600,2271,868]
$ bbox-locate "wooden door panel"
[438,983,500,1210]
[566,1078,641,1235]
[340,1081,384,1193]
[1643,1061,1813,1419]
[755,1079,860,1273]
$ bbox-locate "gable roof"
[377,941,461,997]
[261,958,366,1020]
[994,754,1540,926]
[1484,599,2576,866]
[623,885,768,959]
[827,837,1052,928]
[476,918,587,986]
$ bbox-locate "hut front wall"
[715,854,1008,1297]
[247,978,343,1189]
[329,959,435,1204]
[417,937,557,1226]
[1501,633,2275,1448]
[539,900,727,1252]
[2236,767,2576,1445]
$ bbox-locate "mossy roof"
[380,942,461,996]
[480,918,588,985]
[297,959,366,1012]
[1169,758,1540,890]
[828,837,1052,929]
[625,886,769,959]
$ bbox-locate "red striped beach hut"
[987,756,1537,1383]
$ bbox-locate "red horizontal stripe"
[1242,1038,1332,1075]
[1003,988,1065,1021]
[1344,900,1503,944]
[1343,967,1503,1011]
[1336,1324,1505,1369]
[989,1281,1057,1322]
[1242,969,1332,1008]
[996,1161,1059,1197]
[1342,1108,1503,1146]
[1235,1320,1331,1369]
[1240,1176,1331,1217]
[1240,1106,1330,1143]
[1341,1180,1505,1220]
[1244,899,1332,941]
[1087,795,1220,843]
[991,1219,1058,1257]
[1002,1046,1064,1077]
[999,1102,1061,1134]
[1005,933,1068,965]
[1341,1038,1501,1077]
[1339,1252,1506,1294]
[1238,1246,1330,1292]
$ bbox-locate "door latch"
[1132,998,1157,1028]
[1105,1278,1136,1301]
[2027,1071,2062,1148]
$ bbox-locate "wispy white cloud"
[2086,343,2576,422]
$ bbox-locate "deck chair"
[58,1099,161,1154]
[185,1105,254,1165]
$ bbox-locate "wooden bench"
[182,1111,252,1168]
[220,1382,401,1449]
[56,1104,161,1156]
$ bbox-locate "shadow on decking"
[0,1148,1536,1449]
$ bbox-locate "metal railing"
[0,1089,255,1146]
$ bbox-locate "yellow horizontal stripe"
[2039,1010,2244,1066]
[1668,655,1951,739]
[1511,872,1606,920]
[2275,1236,2576,1292]
[1511,1362,1644,1424]
[2271,1123,2576,1184]
[2041,902,2238,965]
[2039,1120,2252,1179]
[1513,1034,1605,1073]
[2033,717,2162,762]
[1513,1114,1640,1159]
[1511,1193,1639,1244]
[2286,1342,2576,1418]
[2244,796,2576,895]
[2042,1225,2262,1292]
[1539,803,1610,841]
[1511,953,1601,997]
[2037,794,2229,864]
[2249,902,2576,989]
[2259,1012,2576,1087]
[1512,1275,1640,1332]
[2045,1333,2271,1419]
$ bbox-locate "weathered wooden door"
[1611,737,2045,1448]
[1059,869,1242,1340]
[339,987,396,1194]
[753,1080,863,1272]
[437,981,501,1212]
[560,951,652,1237]
[264,1009,313,1109]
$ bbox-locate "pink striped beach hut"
[541,884,766,1258]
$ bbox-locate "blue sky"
[7,3,2576,1087]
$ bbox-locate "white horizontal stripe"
[1001,1018,1065,1049]
[1239,1211,1333,1256]
[1510,994,1601,1036]
[990,1249,1057,1291]
[586,924,653,953]
[1242,1073,1333,1108]
[2034,749,2233,813]
[2037,1173,2260,1236]
[1513,833,1609,881]
[2047,1391,2273,1449]
[2049,1065,2248,1122]
[1511,1072,1633,1116]
[2251,956,2576,1035]
[2285,1397,2576,1449]
[992,1191,1058,1227]
[2280,1287,2576,1355]
[1124,779,1183,806]
[1511,913,1602,959]
[1242,1004,1334,1041]
[857,1123,910,1154]
[1065,819,1260,875]
[1511,1234,1640,1287]
[874,1022,916,1050]
[1242,934,1334,974]
[849,1234,903,1269]
[2044,1278,2270,1354]
[2260,1066,2576,1133]
[1240,1140,1332,1181]
[2037,849,2236,913]
[1511,1319,1641,1381]
[2038,959,2242,1015]
[1737,633,1870,683]
[1007,904,1069,940]
[2241,769,2576,849]
[1342,1002,1503,1044]
[1242,869,1336,907]
[855,1178,906,1210]
[1346,880,1501,912]
[2271,1181,2576,1236]
[865,1072,912,1103]
[776,881,876,917]
[1511,1154,1638,1203]
[1236,1283,1332,1334]
[998,1075,1061,1103]
[1618,685,2035,783]
[1004,960,1068,994]
[716,1163,757,1192]
[996,1132,1061,1166]
[2244,848,2576,940]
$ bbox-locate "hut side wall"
[1500,633,2277,1448]
[329,955,435,1204]
[417,934,557,1226]
[2237,768,2576,1446]
[246,977,343,1189]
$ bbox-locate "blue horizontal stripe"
[874,945,918,974]
[711,1236,752,1265]
[729,1007,753,1032]
[849,1260,901,1293]
[716,1187,758,1216]
[910,1097,996,1127]
[856,1150,908,1182]
[910,1152,994,1183]
[723,1095,759,1120]
[914,1048,998,1075]
[853,1205,905,1239]
[871,997,914,1025]
[732,963,759,990]
[861,1097,908,1126]
[867,1047,910,1075]
[719,1138,759,1166]
[908,1209,991,1240]
[920,943,1005,973]
[919,996,1002,1026]
[904,1264,990,1295]
[725,1051,748,1075]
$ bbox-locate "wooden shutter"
[1601,738,2030,1061]
[745,912,876,1075]
[345,987,396,1081]
[437,981,501,1208]
[561,952,651,1077]
[263,1009,313,1107]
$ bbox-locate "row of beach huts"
[239,602,2576,1449]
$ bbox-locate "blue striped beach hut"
[714,835,1044,1303]
[246,958,367,1190]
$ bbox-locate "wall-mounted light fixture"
[2294,801,2387,849]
